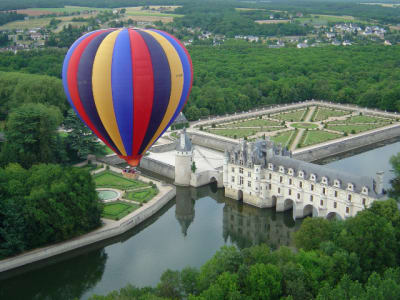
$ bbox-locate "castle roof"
[176,128,192,152]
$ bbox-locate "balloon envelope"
[62,28,193,166]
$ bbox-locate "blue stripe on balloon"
[111,29,134,156]
[62,30,98,117]
[150,29,191,135]
[77,30,122,155]
[136,30,171,154]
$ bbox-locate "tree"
[389,153,400,201]
[1,103,62,168]
[64,109,102,160]
[246,263,282,299]
[294,217,335,251]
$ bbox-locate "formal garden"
[201,105,399,150]
[91,170,159,220]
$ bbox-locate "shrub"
[351,129,356,134]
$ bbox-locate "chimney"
[375,171,384,194]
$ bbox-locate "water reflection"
[0,249,107,300]
[175,187,195,236]
[223,198,300,250]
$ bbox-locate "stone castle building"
[223,139,385,220]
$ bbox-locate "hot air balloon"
[62,28,193,167]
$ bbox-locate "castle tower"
[223,150,229,186]
[253,164,261,196]
[375,171,384,194]
[175,128,193,186]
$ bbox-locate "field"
[297,14,368,25]
[291,123,318,129]
[94,171,148,190]
[17,6,103,15]
[102,202,139,220]
[274,109,306,122]
[124,187,158,203]
[255,20,290,24]
[300,130,342,147]
[313,107,350,121]
[271,130,295,147]
[80,163,101,173]
[0,15,89,30]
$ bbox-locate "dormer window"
[288,168,294,176]
[334,180,340,188]
[298,171,304,178]
[321,177,328,185]
[310,174,316,181]
[279,166,285,173]
[362,187,368,195]
[347,183,354,191]
[268,163,273,170]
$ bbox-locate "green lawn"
[102,202,139,220]
[327,123,384,134]
[224,118,281,128]
[343,115,391,124]
[291,123,318,129]
[313,108,350,121]
[207,128,258,139]
[94,171,148,190]
[124,187,158,203]
[274,109,306,122]
[271,130,295,147]
[300,130,342,147]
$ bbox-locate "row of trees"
[0,11,25,26]
[0,163,102,259]
[173,3,312,37]
[88,196,400,299]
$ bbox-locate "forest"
[88,195,400,299]
[0,43,399,122]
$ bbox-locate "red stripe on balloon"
[129,29,154,156]
[67,29,118,153]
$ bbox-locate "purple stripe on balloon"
[77,30,121,155]
[150,29,191,136]
[62,30,98,117]
[136,30,171,154]
[111,29,134,156]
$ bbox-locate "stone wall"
[139,156,175,180]
[150,141,177,153]
[188,131,238,152]
[293,124,400,162]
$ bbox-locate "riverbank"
[0,175,176,273]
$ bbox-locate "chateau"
[223,139,385,220]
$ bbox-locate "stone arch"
[271,195,277,207]
[209,177,218,193]
[283,198,294,211]
[326,211,343,220]
[238,190,243,202]
[303,204,318,218]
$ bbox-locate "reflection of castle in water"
[223,198,300,250]
[174,184,300,248]
[175,186,195,236]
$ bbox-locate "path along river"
[0,138,399,300]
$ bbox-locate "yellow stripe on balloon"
[92,29,127,156]
[142,29,184,152]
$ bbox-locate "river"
[0,139,398,300]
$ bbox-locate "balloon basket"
[122,167,140,180]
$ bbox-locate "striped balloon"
[62,28,193,166]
